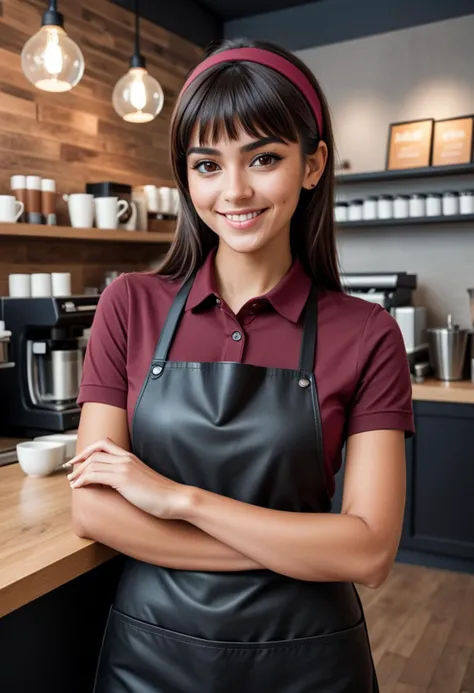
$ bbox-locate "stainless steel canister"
[427,314,469,381]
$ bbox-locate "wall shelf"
[338,213,474,228]
[0,223,175,244]
[336,162,474,185]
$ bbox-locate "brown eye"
[252,153,283,167]
[193,160,219,174]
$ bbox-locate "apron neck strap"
[154,273,195,362]
[298,284,318,373]
[154,273,319,374]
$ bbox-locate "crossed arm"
[72,402,406,588]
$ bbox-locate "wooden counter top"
[412,378,474,404]
[0,463,116,618]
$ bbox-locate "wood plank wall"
[0,0,203,295]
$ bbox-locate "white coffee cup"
[95,197,128,229]
[0,195,24,222]
[9,273,31,297]
[63,193,94,228]
[31,273,52,297]
[171,188,180,215]
[158,187,173,214]
[144,185,159,213]
[16,441,65,477]
[51,272,72,297]
[34,433,77,463]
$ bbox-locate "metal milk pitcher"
[427,314,469,381]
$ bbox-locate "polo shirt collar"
[185,248,312,324]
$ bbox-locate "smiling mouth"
[218,209,267,222]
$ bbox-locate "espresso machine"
[340,272,428,372]
[0,296,98,436]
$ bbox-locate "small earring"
[311,183,315,188]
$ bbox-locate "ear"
[302,142,328,190]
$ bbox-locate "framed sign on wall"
[432,116,474,166]
[386,119,434,170]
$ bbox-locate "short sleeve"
[347,304,415,438]
[77,274,129,410]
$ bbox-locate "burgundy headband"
[180,47,324,137]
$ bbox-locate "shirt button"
[232,331,242,342]
[216,297,221,305]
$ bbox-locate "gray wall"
[294,15,474,329]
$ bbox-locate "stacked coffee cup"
[8,272,72,298]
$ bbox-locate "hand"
[65,438,187,519]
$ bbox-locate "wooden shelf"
[338,213,474,229]
[0,222,175,244]
[336,162,474,185]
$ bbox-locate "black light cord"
[134,0,140,57]
[129,0,146,68]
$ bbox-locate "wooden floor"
[358,562,474,693]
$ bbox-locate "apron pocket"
[94,607,376,693]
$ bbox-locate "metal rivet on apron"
[298,377,311,388]
[151,365,163,378]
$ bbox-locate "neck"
[214,235,293,314]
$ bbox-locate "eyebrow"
[187,136,286,157]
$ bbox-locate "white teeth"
[225,211,261,222]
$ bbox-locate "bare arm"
[181,429,406,588]
[72,402,262,571]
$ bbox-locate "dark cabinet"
[0,556,125,693]
[332,401,474,573]
[403,401,474,562]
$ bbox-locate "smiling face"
[186,126,326,256]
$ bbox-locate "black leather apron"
[93,274,379,693]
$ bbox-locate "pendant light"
[21,0,84,93]
[112,0,164,124]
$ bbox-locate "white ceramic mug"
[119,201,138,231]
[94,197,128,229]
[0,195,24,222]
[16,441,65,477]
[31,273,52,297]
[51,272,72,297]
[63,193,94,228]
[9,273,31,297]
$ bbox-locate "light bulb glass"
[112,67,164,123]
[21,25,84,93]
[130,74,147,111]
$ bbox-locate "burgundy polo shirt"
[78,249,415,497]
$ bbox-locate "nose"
[223,167,253,204]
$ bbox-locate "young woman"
[68,37,414,693]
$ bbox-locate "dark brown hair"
[156,37,341,292]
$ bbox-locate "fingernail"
[62,462,72,468]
